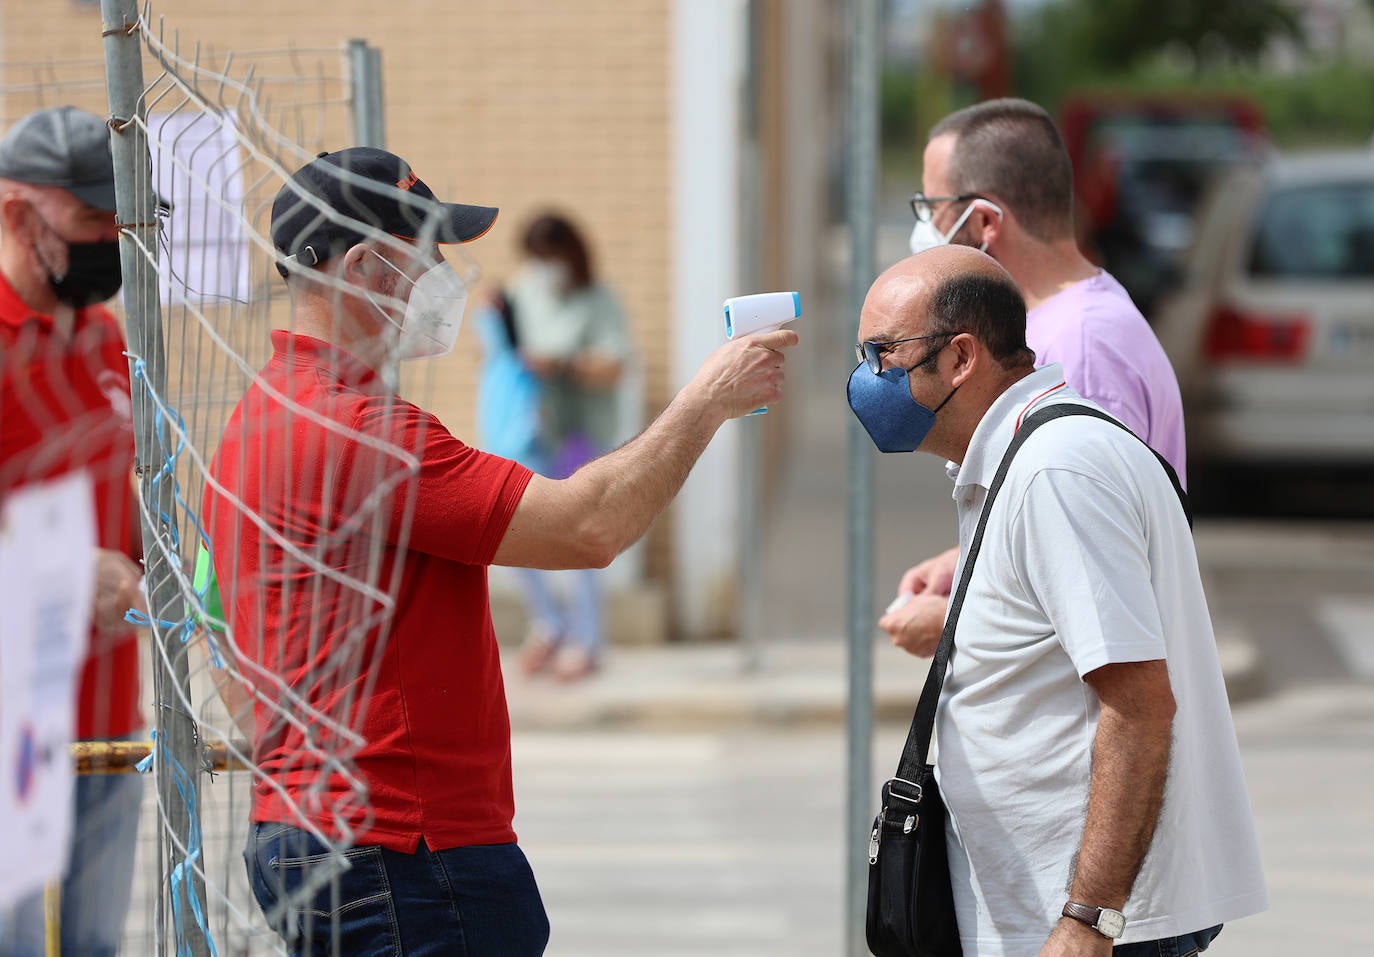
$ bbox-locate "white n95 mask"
[371,254,471,360]
[521,259,569,297]
[908,198,1003,255]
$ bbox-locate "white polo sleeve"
[1009,467,1167,677]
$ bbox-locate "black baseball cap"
[0,106,118,211]
[270,147,497,277]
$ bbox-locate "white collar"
[949,364,1074,494]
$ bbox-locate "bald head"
[862,246,1034,369]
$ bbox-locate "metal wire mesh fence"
[118,8,468,953]
[0,1,457,951]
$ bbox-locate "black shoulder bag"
[865,404,1190,957]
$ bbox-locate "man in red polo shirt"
[205,148,795,955]
[0,106,144,957]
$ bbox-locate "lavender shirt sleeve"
[1025,274,1188,481]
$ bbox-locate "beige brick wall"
[1,0,677,582]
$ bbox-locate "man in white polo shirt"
[849,245,1266,956]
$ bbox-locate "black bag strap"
[889,403,1190,788]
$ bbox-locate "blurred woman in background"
[480,212,632,681]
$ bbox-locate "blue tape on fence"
[128,358,225,668]
[128,360,221,955]
[154,728,219,957]
[136,729,156,774]
[124,608,180,630]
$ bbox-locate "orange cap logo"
[396,169,419,191]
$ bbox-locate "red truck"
[1059,93,1269,319]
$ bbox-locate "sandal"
[518,626,562,676]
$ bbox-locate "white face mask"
[522,259,569,296]
[369,253,470,360]
[908,198,1003,255]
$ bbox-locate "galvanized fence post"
[346,39,386,150]
[844,0,881,953]
[100,2,211,954]
[345,38,398,394]
[736,0,766,674]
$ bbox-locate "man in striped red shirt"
[207,147,796,955]
[0,106,143,957]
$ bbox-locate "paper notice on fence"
[0,472,96,908]
[149,108,251,306]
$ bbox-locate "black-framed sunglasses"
[855,332,954,374]
[908,191,986,223]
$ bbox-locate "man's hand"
[877,592,948,657]
[897,545,959,597]
[94,547,145,634]
[1038,917,1112,957]
[685,328,798,421]
[880,545,960,657]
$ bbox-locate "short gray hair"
[929,98,1075,242]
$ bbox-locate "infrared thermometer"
[723,291,801,414]
[724,291,801,340]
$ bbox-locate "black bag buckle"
[888,776,924,805]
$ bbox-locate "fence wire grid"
[0,5,470,953]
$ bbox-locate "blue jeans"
[0,771,143,957]
[515,566,604,654]
[1115,924,1223,957]
[246,822,550,956]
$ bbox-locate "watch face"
[1096,909,1126,939]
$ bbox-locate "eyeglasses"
[855,332,954,374]
[908,191,987,223]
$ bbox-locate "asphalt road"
[513,674,1373,956]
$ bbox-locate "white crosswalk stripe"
[1315,598,1374,678]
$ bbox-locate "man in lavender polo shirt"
[882,98,1186,657]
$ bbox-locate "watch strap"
[1061,901,1125,939]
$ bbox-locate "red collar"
[270,330,388,393]
[1014,380,1069,433]
[0,266,103,333]
[0,266,56,329]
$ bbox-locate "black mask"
[29,208,124,308]
[47,240,124,308]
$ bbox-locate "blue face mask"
[847,360,958,454]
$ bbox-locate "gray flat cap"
[0,106,116,211]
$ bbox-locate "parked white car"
[1154,150,1374,490]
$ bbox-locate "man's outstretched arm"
[494,328,797,570]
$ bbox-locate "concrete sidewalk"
[503,628,1263,731]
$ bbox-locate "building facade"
[0,0,838,639]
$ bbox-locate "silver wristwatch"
[1061,901,1127,939]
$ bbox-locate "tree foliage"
[1031,0,1305,74]
[1005,0,1374,150]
